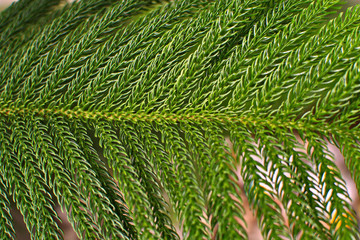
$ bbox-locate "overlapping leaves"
[0,0,359,239]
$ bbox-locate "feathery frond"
[1,0,360,239]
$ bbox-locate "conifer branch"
[0,174,15,240]
[1,0,360,239]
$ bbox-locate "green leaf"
[1,0,360,239]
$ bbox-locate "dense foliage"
[0,0,360,239]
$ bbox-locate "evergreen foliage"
[0,0,360,239]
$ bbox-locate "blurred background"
[0,0,14,11]
[0,0,360,239]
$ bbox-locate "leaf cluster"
[0,0,360,239]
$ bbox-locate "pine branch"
[8,117,63,239]
[159,124,211,239]
[190,0,312,109]
[304,131,358,238]
[115,121,178,239]
[1,0,360,239]
[26,116,103,239]
[0,174,15,240]
[69,120,132,239]
[0,0,121,92]
[0,2,71,59]
[228,0,341,112]
[0,119,46,239]
[149,0,272,112]
[199,123,247,239]
[0,0,62,49]
[93,120,161,239]
[73,0,213,111]
[47,115,129,239]
[250,6,360,117]
[275,129,327,238]
[231,125,290,239]
[1,0,158,106]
